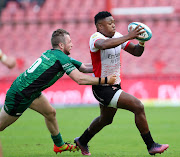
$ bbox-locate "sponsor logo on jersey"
[66,67,76,73]
[108,53,120,59]
[62,63,70,68]
[42,53,50,60]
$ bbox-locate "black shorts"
[92,84,122,107]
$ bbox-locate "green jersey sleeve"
[56,52,76,75]
[70,57,82,69]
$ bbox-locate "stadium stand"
[0,0,180,79]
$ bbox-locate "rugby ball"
[128,22,152,42]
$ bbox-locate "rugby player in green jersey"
[0,29,116,154]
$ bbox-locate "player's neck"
[53,47,63,52]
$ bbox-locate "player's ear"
[97,23,103,30]
[58,42,64,49]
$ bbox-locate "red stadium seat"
[0,9,12,22]
[0,0,180,77]
[25,8,39,21]
[14,9,25,22]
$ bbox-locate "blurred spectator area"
[0,0,180,79]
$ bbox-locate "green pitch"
[1,106,180,157]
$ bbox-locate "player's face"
[99,16,116,37]
[64,34,73,55]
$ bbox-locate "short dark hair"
[94,11,112,25]
[51,29,70,48]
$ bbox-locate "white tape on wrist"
[0,49,2,57]
[1,54,7,62]
[138,42,145,47]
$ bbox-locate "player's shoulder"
[50,49,70,62]
[70,57,77,61]
[51,49,66,57]
[90,32,105,39]
[69,57,78,63]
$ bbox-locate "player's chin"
[111,30,115,36]
[64,51,70,55]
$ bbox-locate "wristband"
[99,77,101,85]
[0,49,2,60]
[1,54,7,62]
[105,77,108,84]
[0,49,7,62]
[138,42,145,47]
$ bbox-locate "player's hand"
[107,74,116,85]
[6,56,16,69]
[2,56,16,69]
[128,25,146,40]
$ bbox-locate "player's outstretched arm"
[0,49,16,69]
[95,25,145,50]
[79,63,93,73]
[69,69,116,85]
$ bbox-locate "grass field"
[1,106,180,157]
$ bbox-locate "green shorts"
[4,81,41,117]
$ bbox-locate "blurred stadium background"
[1,0,180,157]
[0,0,180,107]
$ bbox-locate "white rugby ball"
[128,22,152,42]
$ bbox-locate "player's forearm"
[69,69,116,85]
[83,63,93,73]
[96,36,129,50]
[69,69,97,85]
[133,43,145,57]
[79,63,93,73]
[77,74,102,85]
[84,63,92,68]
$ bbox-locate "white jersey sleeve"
[89,32,106,52]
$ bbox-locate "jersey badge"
[92,34,98,38]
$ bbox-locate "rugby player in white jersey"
[74,11,169,156]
